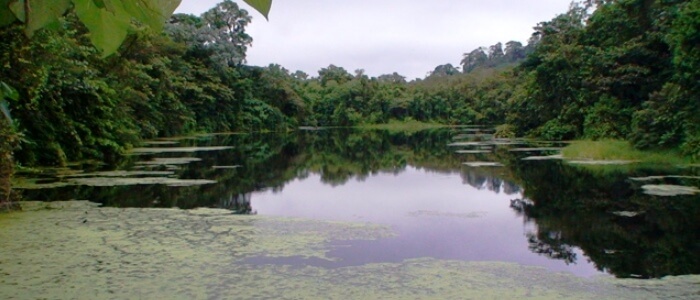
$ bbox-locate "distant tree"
[461,47,488,73]
[200,1,254,67]
[487,42,505,65]
[377,72,407,84]
[504,41,525,62]
[292,70,309,80]
[428,63,460,77]
[318,64,353,86]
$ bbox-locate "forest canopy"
[0,0,698,167]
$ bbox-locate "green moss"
[562,140,691,165]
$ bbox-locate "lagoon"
[6,128,700,298]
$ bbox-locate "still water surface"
[250,167,600,277]
[17,128,700,279]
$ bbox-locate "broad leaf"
[243,0,271,19]
[0,81,18,101]
[81,0,181,55]
[0,0,18,27]
[120,0,181,31]
[0,81,18,123]
[9,0,72,37]
[74,0,131,56]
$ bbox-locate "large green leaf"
[2,0,182,56]
[0,81,18,101]
[243,0,271,19]
[9,0,72,37]
[0,81,18,123]
[73,0,181,56]
[74,0,131,56]
[118,0,181,31]
[0,0,18,27]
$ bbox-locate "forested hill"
[510,0,700,158]
[1,0,699,167]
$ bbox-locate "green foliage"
[2,0,698,168]
[562,140,689,165]
[0,81,18,101]
[534,119,578,141]
[501,0,698,161]
[493,124,515,139]
[1,0,182,56]
[583,95,631,139]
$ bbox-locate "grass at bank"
[356,119,448,132]
[562,140,691,165]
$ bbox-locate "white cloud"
[176,0,572,79]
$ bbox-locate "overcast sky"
[176,0,572,79]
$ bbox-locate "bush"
[494,124,516,138]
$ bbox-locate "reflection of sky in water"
[251,166,603,277]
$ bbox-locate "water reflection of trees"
[23,129,491,207]
[507,159,700,278]
[21,129,700,279]
[461,169,521,195]
[220,192,255,214]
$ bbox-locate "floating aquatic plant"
[641,184,700,196]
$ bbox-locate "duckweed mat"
[0,201,698,299]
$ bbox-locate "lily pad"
[63,171,175,178]
[567,160,638,165]
[136,157,202,165]
[455,150,491,154]
[463,162,504,167]
[298,126,325,131]
[522,154,563,161]
[452,133,494,140]
[630,175,700,182]
[14,176,215,189]
[212,165,242,169]
[612,211,644,218]
[11,178,74,190]
[491,140,528,145]
[641,184,700,196]
[141,141,179,145]
[448,141,489,147]
[128,146,233,155]
[70,177,216,187]
[509,147,563,152]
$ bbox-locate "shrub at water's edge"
[562,140,691,165]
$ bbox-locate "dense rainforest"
[0,0,699,198]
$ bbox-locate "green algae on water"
[0,201,698,299]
